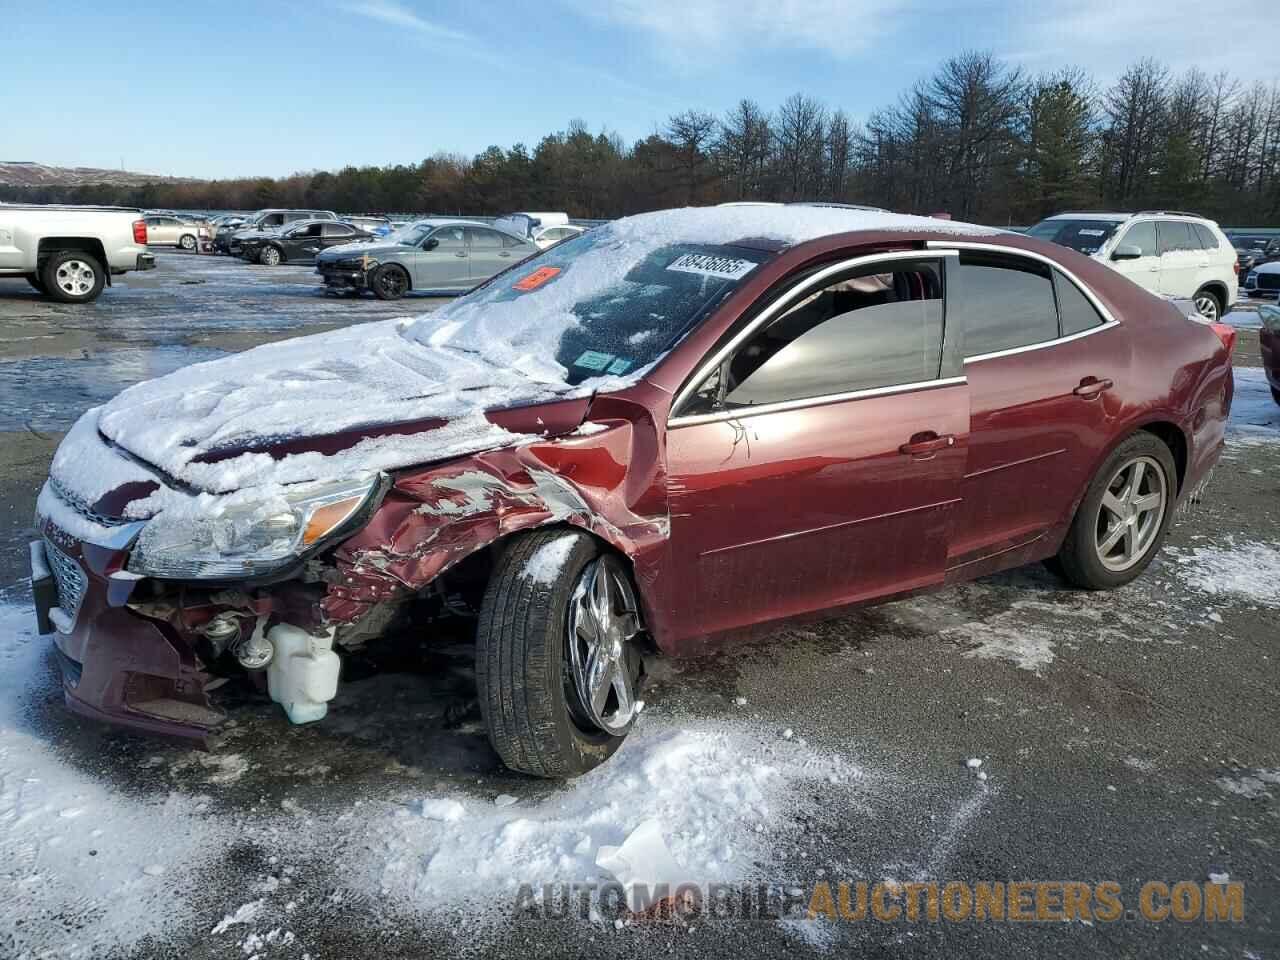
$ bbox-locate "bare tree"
[665,110,718,205]
[774,93,828,200]
[715,99,772,200]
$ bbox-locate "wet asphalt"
[0,252,1277,959]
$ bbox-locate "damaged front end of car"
[32,398,670,744]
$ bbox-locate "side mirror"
[423,237,439,251]
[1111,244,1143,261]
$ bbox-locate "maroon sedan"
[31,207,1235,777]
[1262,303,1280,404]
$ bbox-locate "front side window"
[954,255,1058,358]
[429,226,466,251]
[684,259,944,414]
[1117,221,1157,257]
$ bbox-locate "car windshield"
[402,229,771,386]
[1027,218,1123,254]
[388,223,433,246]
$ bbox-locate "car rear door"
[413,226,468,290]
[1157,221,1202,299]
[1110,220,1161,293]
[942,248,1127,571]
[464,227,508,283]
[663,252,967,645]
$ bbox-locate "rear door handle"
[1073,377,1114,399]
[899,432,956,457]
[455,252,468,258]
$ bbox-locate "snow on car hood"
[80,318,593,507]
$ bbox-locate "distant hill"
[0,161,200,187]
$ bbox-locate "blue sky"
[4,0,1272,180]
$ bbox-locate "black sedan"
[240,220,374,266]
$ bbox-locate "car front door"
[286,223,323,261]
[1157,220,1202,299]
[663,253,968,646]
[413,226,468,290]
[944,249,1126,571]
[1109,220,1160,292]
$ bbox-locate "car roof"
[1044,211,1218,225]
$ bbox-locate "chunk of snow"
[966,758,982,769]
[211,900,263,934]
[519,534,578,585]
[1208,872,1230,884]
[781,728,794,740]
[596,819,688,912]
[493,794,518,808]
[420,798,467,822]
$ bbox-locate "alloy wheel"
[1193,293,1219,322]
[566,555,641,735]
[261,247,281,266]
[180,234,196,250]
[1093,455,1168,572]
[55,260,97,297]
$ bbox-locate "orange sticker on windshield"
[513,266,561,291]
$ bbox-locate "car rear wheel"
[1052,433,1176,590]
[475,529,645,778]
[1193,288,1222,322]
[258,245,282,266]
[42,251,105,303]
[179,233,197,251]
[370,264,409,300]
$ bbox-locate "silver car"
[143,214,208,251]
[315,219,537,299]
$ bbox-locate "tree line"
[5,52,1279,226]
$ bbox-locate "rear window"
[1026,219,1122,255]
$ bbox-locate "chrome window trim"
[925,240,1121,364]
[669,376,967,428]
[669,248,959,422]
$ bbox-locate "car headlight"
[127,476,384,580]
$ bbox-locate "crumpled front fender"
[321,399,671,633]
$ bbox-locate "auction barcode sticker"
[666,253,757,280]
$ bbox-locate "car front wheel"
[476,529,645,778]
[370,264,409,300]
[258,245,282,266]
[1052,433,1176,590]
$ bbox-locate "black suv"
[239,219,373,266]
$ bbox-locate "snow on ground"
[1229,367,1280,437]
[1170,540,1280,606]
[348,723,863,927]
[0,596,237,960]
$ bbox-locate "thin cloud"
[335,0,468,42]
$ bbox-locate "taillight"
[132,220,147,244]
[1232,260,1239,276]
[1209,322,1237,355]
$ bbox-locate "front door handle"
[1073,376,1114,399]
[899,432,956,458]
[455,252,467,258]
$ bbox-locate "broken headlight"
[127,476,383,580]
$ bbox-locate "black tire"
[475,529,641,778]
[1055,432,1177,590]
[41,250,105,304]
[1271,386,1280,406]
[370,263,409,300]
[179,233,197,251]
[258,245,283,266]
[25,272,45,293]
[1192,287,1222,323]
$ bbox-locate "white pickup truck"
[0,204,156,303]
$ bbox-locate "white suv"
[1027,211,1238,321]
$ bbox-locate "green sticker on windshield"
[607,358,632,375]
[573,350,615,371]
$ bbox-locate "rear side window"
[1053,270,1105,336]
[699,259,945,410]
[955,256,1058,358]
[467,228,504,250]
[1193,224,1219,249]
[1118,221,1157,256]
[1158,222,1197,254]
